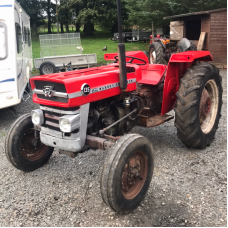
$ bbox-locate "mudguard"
[161,51,213,115]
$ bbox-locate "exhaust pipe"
[117,0,127,90]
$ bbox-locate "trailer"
[111,28,152,43]
[131,27,152,42]
[0,0,33,109]
[112,32,133,42]
[34,33,97,75]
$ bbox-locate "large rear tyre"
[174,63,222,149]
[100,134,154,214]
[149,42,164,64]
[5,114,54,172]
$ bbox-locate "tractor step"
[137,108,173,127]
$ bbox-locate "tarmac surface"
[0,70,226,227]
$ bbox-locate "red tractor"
[149,35,197,64]
[5,1,222,214]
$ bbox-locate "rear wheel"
[174,63,222,149]
[100,134,154,214]
[187,40,197,51]
[149,42,164,64]
[5,114,54,172]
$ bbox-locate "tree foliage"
[18,0,227,36]
[126,0,227,33]
[17,0,45,35]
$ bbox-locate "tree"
[125,0,227,34]
[17,0,46,36]
[74,0,128,35]
[47,0,51,33]
[58,0,75,33]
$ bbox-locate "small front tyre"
[100,134,154,214]
[5,114,54,172]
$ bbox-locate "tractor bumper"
[40,133,82,152]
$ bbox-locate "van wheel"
[149,42,164,64]
[100,134,154,214]
[39,61,57,75]
[174,63,222,149]
[5,114,54,172]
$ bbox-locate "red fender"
[161,51,213,115]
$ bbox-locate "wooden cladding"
[209,10,227,63]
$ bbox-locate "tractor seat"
[138,64,167,85]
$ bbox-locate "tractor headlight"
[59,114,80,133]
[31,109,44,125]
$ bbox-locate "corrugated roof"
[164,8,227,20]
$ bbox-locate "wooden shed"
[164,8,227,67]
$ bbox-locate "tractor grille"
[40,105,80,139]
[34,81,67,93]
[34,81,69,103]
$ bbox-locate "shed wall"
[209,10,227,64]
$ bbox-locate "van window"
[24,26,27,43]
[16,23,22,53]
[0,22,7,59]
[27,28,31,47]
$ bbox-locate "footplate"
[137,108,174,127]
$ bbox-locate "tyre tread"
[174,62,222,148]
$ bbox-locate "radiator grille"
[40,105,80,139]
[34,81,67,93]
[34,81,68,103]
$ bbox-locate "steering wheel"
[114,55,147,65]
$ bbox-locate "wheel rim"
[199,80,219,134]
[150,49,156,63]
[20,128,48,161]
[121,151,148,200]
[43,64,54,74]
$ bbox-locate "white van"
[0,0,33,109]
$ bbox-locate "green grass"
[32,31,150,65]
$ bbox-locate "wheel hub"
[21,129,47,161]
[199,80,219,134]
[43,65,53,74]
[199,89,211,123]
[150,49,156,63]
[121,151,148,199]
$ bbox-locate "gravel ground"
[0,70,226,227]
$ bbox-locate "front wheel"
[174,63,223,149]
[100,134,154,214]
[5,114,54,172]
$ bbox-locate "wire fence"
[39,33,82,57]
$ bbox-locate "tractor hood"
[30,64,142,108]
